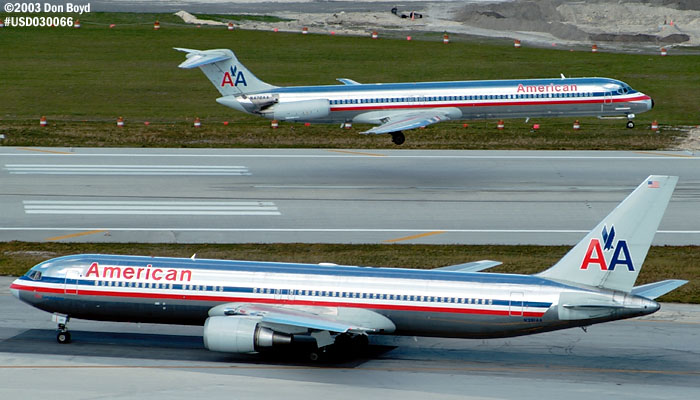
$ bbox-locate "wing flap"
[208,303,395,333]
[433,260,502,273]
[363,111,450,134]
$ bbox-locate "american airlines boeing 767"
[11,176,686,361]
[176,48,653,144]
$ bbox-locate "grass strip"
[0,13,698,149]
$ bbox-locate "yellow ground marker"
[383,230,447,243]
[634,151,696,158]
[45,230,107,241]
[18,147,74,155]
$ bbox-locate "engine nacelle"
[203,316,292,353]
[264,99,330,121]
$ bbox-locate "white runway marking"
[22,201,280,216]
[2,152,699,160]
[4,164,252,175]
[1,227,697,235]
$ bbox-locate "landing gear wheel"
[626,120,635,129]
[57,331,71,344]
[391,132,405,145]
[307,350,321,362]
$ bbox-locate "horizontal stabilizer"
[434,260,502,273]
[631,279,688,299]
[174,48,232,69]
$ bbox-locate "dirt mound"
[454,0,700,46]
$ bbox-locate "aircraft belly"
[461,103,603,120]
[378,308,560,339]
[23,291,212,325]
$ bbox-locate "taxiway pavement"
[1,277,698,399]
[1,147,699,245]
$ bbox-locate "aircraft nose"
[10,279,21,299]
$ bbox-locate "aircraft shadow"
[0,329,395,367]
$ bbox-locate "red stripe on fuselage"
[11,283,547,318]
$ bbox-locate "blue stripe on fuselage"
[31,254,576,289]
[270,77,625,95]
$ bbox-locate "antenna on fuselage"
[560,73,566,79]
[191,253,197,260]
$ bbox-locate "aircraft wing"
[336,78,361,85]
[433,260,502,273]
[631,279,688,300]
[363,109,455,134]
[208,303,395,333]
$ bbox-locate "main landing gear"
[306,333,370,362]
[391,131,405,145]
[53,313,71,344]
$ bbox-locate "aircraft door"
[602,91,613,111]
[509,292,524,316]
[64,269,81,295]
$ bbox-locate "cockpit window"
[27,270,42,280]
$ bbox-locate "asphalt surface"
[1,277,698,399]
[1,147,699,245]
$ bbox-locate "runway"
[1,277,698,399]
[1,147,700,245]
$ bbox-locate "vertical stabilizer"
[537,175,677,292]
[175,48,276,96]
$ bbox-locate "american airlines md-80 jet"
[11,176,686,361]
[176,48,653,145]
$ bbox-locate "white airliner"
[176,48,653,145]
[11,176,686,360]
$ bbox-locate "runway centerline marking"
[327,150,386,157]
[44,230,108,241]
[17,148,74,155]
[383,231,448,243]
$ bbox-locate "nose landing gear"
[626,113,636,129]
[53,313,71,344]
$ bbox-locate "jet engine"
[263,99,330,121]
[203,316,293,353]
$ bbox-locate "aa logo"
[580,225,634,271]
[221,66,247,87]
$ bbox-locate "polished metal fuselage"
[11,254,659,339]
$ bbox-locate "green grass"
[0,13,698,148]
[1,242,697,303]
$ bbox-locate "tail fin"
[537,175,677,292]
[175,48,276,96]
